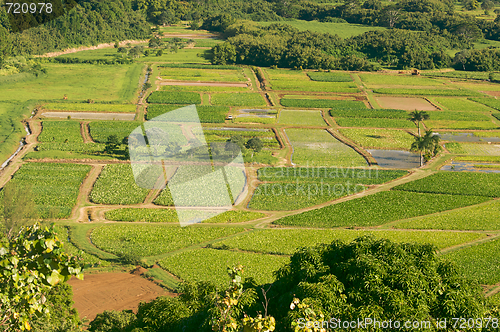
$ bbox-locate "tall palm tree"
[411,130,442,166]
[408,111,430,137]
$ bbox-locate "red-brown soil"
[68,272,175,322]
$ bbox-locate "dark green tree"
[245,137,263,157]
[105,135,120,155]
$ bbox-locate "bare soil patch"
[68,272,174,322]
[375,96,437,111]
[482,91,500,97]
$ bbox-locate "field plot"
[8,163,91,218]
[211,93,266,106]
[470,97,500,111]
[89,164,151,205]
[271,81,358,93]
[330,108,408,119]
[147,91,201,104]
[194,39,223,47]
[446,142,500,155]
[421,71,490,80]
[137,49,211,63]
[281,99,366,109]
[285,129,367,167]
[41,103,136,113]
[432,97,495,112]
[146,105,229,123]
[335,118,414,129]
[307,72,353,82]
[375,97,437,111]
[38,121,83,143]
[278,110,326,126]
[394,172,500,197]
[274,191,489,228]
[91,224,244,257]
[203,128,279,149]
[339,128,414,149]
[373,88,482,97]
[451,82,500,92]
[359,74,443,87]
[425,120,498,130]
[445,238,500,285]
[89,121,142,143]
[396,200,500,231]
[159,67,247,82]
[159,248,289,287]
[211,228,486,255]
[160,85,248,92]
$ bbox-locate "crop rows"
[9,162,91,218]
[329,108,408,119]
[146,104,229,123]
[271,81,358,93]
[160,68,246,82]
[89,164,151,205]
[469,97,500,111]
[274,191,490,228]
[335,118,415,129]
[281,98,367,109]
[307,72,353,82]
[433,97,494,112]
[339,128,414,149]
[37,142,105,153]
[425,120,498,130]
[38,121,84,143]
[89,121,142,143]
[372,88,482,97]
[210,228,486,255]
[159,248,289,287]
[211,93,266,107]
[393,172,500,197]
[42,102,136,113]
[90,224,244,257]
[147,91,201,104]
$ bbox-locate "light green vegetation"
[335,118,415,129]
[159,248,289,287]
[38,121,83,143]
[9,163,91,218]
[421,71,490,80]
[160,85,248,92]
[285,129,367,167]
[136,49,211,63]
[396,200,500,231]
[257,20,386,38]
[55,226,109,267]
[105,208,264,223]
[278,110,326,126]
[194,39,223,47]
[23,150,113,161]
[470,97,500,111]
[454,156,500,162]
[146,104,229,123]
[89,121,142,143]
[211,228,486,255]
[431,97,495,111]
[160,26,213,34]
[91,224,245,257]
[445,238,500,285]
[451,82,500,91]
[41,102,136,113]
[427,111,492,121]
[271,81,358,93]
[89,164,151,205]
[394,172,500,197]
[233,116,276,124]
[160,67,246,82]
[203,129,279,149]
[0,102,28,164]
[274,191,490,228]
[338,128,415,150]
[445,143,500,155]
[250,167,407,211]
[147,91,201,104]
[153,187,174,206]
[359,74,443,86]
[281,98,366,109]
[426,120,498,130]
[211,93,266,106]
[0,63,142,103]
[307,72,353,82]
[373,88,483,97]
[330,108,408,119]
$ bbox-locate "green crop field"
[89,164,151,205]
[454,156,500,163]
[160,67,246,82]
[445,238,500,285]
[285,129,367,167]
[8,162,91,218]
[41,102,136,113]
[307,72,353,82]
[426,111,492,121]
[274,191,490,228]
[335,117,415,129]
[147,91,201,104]
[281,99,367,109]
[38,121,83,143]
[421,71,490,80]
[396,200,500,231]
[432,98,495,112]
[211,228,486,255]
[211,93,266,106]
[270,81,358,93]
[359,74,444,87]
[203,129,279,148]
[146,104,229,123]
[91,224,245,257]
[338,128,415,149]
[330,108,408,119]
[194,39,223,47]
[278,110,326,126]
[470,97,500,111]
[89,121,142,143]
[137,49,211,63]
[445,143,500,155]
[160,85,249,92]
[372,88,483,97]
[159,248,289,287]
[426,120,498,130]
[394,172,500,197]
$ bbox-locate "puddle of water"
[441,161,500,173]
[368,149,421,169]
[437,132,500,143]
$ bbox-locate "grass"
[278,110,326,126]
[444,238,500,285]
[338,128,415,150]
[41,102,136,113]
[393,172,500,197]
[160,67,246,82]
[211,228,486,255]
[0,102,29,164]
[335,118,415,129]
[274,191,490,228]
[136,49,212,64]
[194,39,223,47]
[285,129,367,167]
[445,143,500,156]
[359,74,444,87]
[38,121,83,143]
[159,248,289,287]
[396,200,500,231]
[211,93,266,106]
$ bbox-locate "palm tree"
[411,130,442,166]
[408,111,430,137]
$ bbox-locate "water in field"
[368,149,421,169]
[437,132,500,143]
[441,161,500,173]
